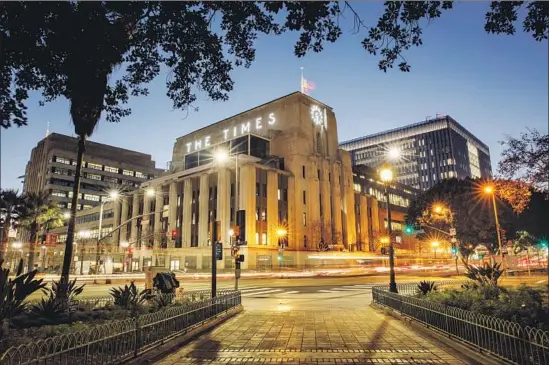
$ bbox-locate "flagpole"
[300,67,304,93]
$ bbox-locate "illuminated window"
[87,162,103,170]
[83,194,100,202]
[104,166,118,173]
[136,171,147,179]
[55,157,71,165]
[261,233,267,245]
[123,169,134,176]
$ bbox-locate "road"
[27,274,452,300]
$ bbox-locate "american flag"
[301,78,316,94]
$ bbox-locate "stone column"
[120,197,129,243]
[266,170,279,247]
[331,164,343,245]
[154,192,163,239]
[112,198,121,245]
[198,174,209,247]
[239,164,256,246]
[359,195,369,251]
[168,182,178,248]
[130,193,139,244]
[182,179,192,246]
[142,193,152,247]
[217,168,231,245]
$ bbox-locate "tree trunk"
[27,220,38,272]
[60,135,86,285]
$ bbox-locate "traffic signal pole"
[211,222,218,298]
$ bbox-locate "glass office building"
[339,115,492,190]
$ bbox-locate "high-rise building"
[339,115,492,190]
[46,92,419,273]
[23,133,164,211]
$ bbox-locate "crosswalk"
[238,284,373,297]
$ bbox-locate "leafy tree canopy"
[2,1,548,129]
[406,178,519,254]
[498,129,549,192]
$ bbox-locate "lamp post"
[120,241,130,272]
[277,228,287,269]
[431,203,459,274]
[483,185,504,267]
[380,167,397,293]
[431,241,439,259]
[95,190,120,272]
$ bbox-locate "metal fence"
[372,282,549,365]
[1,290,241,365]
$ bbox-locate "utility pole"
[211,221,219,298]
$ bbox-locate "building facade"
[23,133,164,211]
[339,116,492,190]
[46,93,419,273]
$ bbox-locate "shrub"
[0,259,46,337]
[30,278,85,324]
[110,281,153,315]
[465,262,504,287]
[417,281,438,296]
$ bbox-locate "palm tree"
[0,189,25,263]
[21,191,59,272]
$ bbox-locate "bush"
[29,278,85,325]
[425,284,549,330]
[110,281,153,316]
[417,281,438,296]
[465,262,504,287]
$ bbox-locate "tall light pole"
[431,241,439,259]
[380,167,397,293]
[483,185,504,267]
[95,190,120,272]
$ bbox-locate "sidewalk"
[153,307,472,365]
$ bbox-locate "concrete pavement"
[153,308,469,365]
[149,283,491,365]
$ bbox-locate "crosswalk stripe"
[318,290,340,293]
[284,291,299,294]
[344,285,373,288]
[242,289,283,296]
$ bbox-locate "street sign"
[449,228,456,236]
[215,242,223,260]
[395,236,402,244]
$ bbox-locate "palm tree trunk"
[0,222,8,264]
[27,220,38,272]
[61,135,86,285]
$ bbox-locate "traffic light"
[404,225,414,235]
[277,252,283,261]
[538,240,548,249]
[451,246,458,255]
[236,210,246,243]
[171,229,177,241]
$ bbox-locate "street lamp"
[120,241,130,272]
[214,148,239,223]
[379,167,397,293]
[276,228,288,268]
[145,188,155,198]
[96,189,120,272]
[63,211,71,220]
[431,241,439,259]
[433,204,443,214]
[387,147,401,161]
[482,184,504,267]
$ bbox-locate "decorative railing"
[1,290,241,365]
[372,282,549,365]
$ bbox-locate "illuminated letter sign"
[187,112,277,153]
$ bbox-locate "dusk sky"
[1,2,547,191]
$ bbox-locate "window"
[123,169,134,176]
[104,166,118,173]
[136,171,147,179]
[261,233,267,245]
[304,235,308,248]
[55,156,71,165]
[104,176,118,184]
[317,169,321,179]
[278,189,281,200]
[302,166,306,178]
[52,191,67,198]
[302,213,307,227]
[83,194,100,202]
[86,173,102,181]
[87,162,103,170]
[302,190,306,204]
[256,183,260,197]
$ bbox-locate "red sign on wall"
[45,233,58,246]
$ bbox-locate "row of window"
[51,189,109,202]
[50,156,152,179]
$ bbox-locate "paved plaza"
[153,306,472,365]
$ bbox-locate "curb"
[122,305,243,365]
[372,303,507,365]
